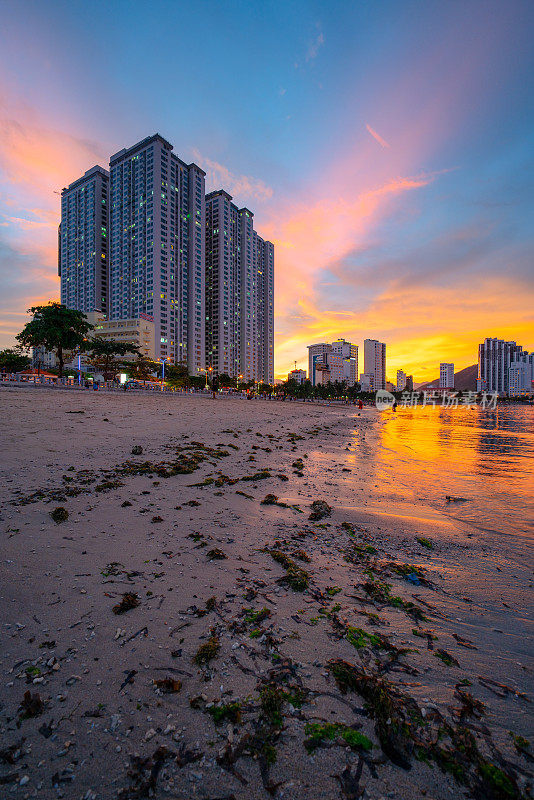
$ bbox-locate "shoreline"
[1,389,532,799]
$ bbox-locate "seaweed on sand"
[266,549,309,591]
[327,658,524,798]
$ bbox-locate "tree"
[218,373,236,388]
[16,303,93,378]
[0,347,31,373]
[165,363,190,388]
[83,338,140,381]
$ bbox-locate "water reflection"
[353,406,534,536]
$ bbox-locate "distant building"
[307,340,357,386]
[59,165,109,314]
[406,375,414,392]
[330,339,358,384]
[364,339,386,390]
[396,369,407,392]
[32,346,57,370]
[477,338,531,395]
[508,354,534,395]
[288,369,307,384]
[439,363,455,389]
[359,373,373,392]
[314,364,331,385]
[308,343,332,386]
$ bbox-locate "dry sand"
[0,387,532,800]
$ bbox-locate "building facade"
[109,134,205,372]
[59,133,274,380]
[59,166,109,314]
[439,363,455,389]
[308,343,332,386]
[477,338,528,394]
[364,339,386,390]
[508,354,534,395]
[87,312,157,361]
[205,191,274,383]
[287,369,307,384]
[396,369,407,392]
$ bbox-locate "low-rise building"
[287,369,307,384]
[88,313,157,361]
[359,373,374,392]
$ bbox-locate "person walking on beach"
[211,376,218,399]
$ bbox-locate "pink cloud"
[366,124,390,149]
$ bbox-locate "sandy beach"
[0,387,532,800]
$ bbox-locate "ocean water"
[352,405,534,537]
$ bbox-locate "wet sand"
[0,387,532,799]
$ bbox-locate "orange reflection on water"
[351,405,534,536]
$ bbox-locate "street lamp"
[159,357,168,390]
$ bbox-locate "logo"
[375,389,395,410]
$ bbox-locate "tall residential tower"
[109,134,206,372]
[205,190,273,383]
[59,166,109,313]
[364,339,386,390]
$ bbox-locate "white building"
[439,363,455,389]
[109,134,205,373]
[508,354,534,395]
[87,312,157,361]
[364,339,386,390]
[477,338,529,395]
[396,369,407,392]
[205,191,274,383]
[330,340,358,384]
[359,373,373,392]
[287,369,306,384]
[307,340,358,386]
[59,165,109,314]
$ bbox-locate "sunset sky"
[1,0,533,382]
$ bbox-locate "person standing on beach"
[212,376,218,399]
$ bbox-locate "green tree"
[165,362,190,388]
[0,347,31,373]
[217,373,236,388]
[83,337,140,381]
[127,354,156,383]
[16,303,93,378]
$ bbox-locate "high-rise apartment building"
[255,233,274,384]
[364,339,386,390]
[396,369,407,392]
[205,191,273,383]
[59,133,274,379]
[508,354,534,395]
[439,363,455,389]
[59,166,109,313]
[109,134,205,372]
[307,340,357,385]
[330,339,358,383]
[477,338,527,394]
